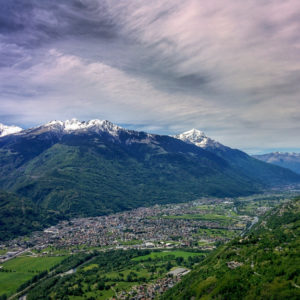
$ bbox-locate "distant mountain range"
[174,128,299,186]
[0,119,299,240]
[253,152,300,174]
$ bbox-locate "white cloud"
[1,49,221,129]
[0,0,300,150]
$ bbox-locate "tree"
[97,281,105,290]
[176,257,184,265]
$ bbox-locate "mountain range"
[175,128,299,186]
[0,119,299,240]
[253,152,300,174]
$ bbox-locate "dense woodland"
[0,190,63,241]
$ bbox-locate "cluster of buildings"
[0,198,253,256]
[114,268,189,300]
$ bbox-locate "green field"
[163,213,233,221]
[0,255,66,297]
[2,256,66,273]
[197,228,237,238]
[34,246,71,256]
[117,239,143,245]
[0,272,33,297]
[132,250,203,261]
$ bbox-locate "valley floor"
[0,192,297,299]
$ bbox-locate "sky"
[0,0,300,153]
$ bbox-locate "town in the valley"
[0,192,295,299]
[1,193,285,260]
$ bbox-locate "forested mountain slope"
[175,129,300,186]
[0,190,63,241]
[0,120,299,241]
[0,120,265,219]
[161,197,300,300]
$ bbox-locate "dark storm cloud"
[0,0,117,49]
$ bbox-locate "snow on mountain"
[4,118,159,148]
[42,118,124,136]
[174,128,223,149]
[253,152,300,162]
[0,123,23,137]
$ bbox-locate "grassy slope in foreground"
[161,197,300,300]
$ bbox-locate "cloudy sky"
[0,0,300,153]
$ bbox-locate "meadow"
[132,250,204,261]
[0,255,66,297]
[0,272,33,297]
[163,213,232,221]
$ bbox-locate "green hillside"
[161,197,300,300]
[0,131,261,220]
[0,126,299,241]
[0,190,63,241]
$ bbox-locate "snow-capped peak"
[44,118,123,136]
[178,128,206,140]
[0,123,23,137]
[174,128,223,149]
